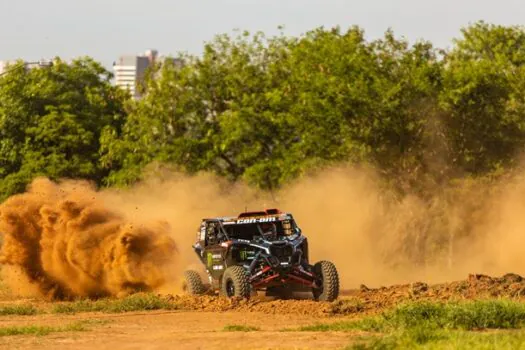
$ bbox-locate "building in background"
[0,59,52,75]
[113,49,180,98]
[113,50,154,98]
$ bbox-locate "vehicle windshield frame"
[220,217,299,241]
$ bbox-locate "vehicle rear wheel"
[312,260,339,302]
[221,266,250,298]
[182,270,207,295]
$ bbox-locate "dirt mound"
[163,273,525,316]
[349,273,525,312]
[165,295,335,317]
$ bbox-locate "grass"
[300,299,525,332]
[52,293,177,314]
[385,299,525,330]
[0,319,109,337]
[0,293,178,316]
[223,324,261,332]
[295,299,525,349]
[0,304,38,316]
[346,330,525,349]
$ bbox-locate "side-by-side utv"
[183,209,339,301]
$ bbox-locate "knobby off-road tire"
[183,270,207,295]
[221,266,251,298]
[312,260,339,302]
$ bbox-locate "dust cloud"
[282,168,525,288]
[0,178,177,299]
[3,167,525,298]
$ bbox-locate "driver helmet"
[261,223,277,239]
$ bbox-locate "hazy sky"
[1,0,524,67]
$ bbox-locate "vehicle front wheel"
[182,270,207,295]
[221,266,251,298]
[312,260,339,302]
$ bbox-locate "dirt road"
[2,273,525,349]
[0,310,360,350]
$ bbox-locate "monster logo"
[240,250,248,260]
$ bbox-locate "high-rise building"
[113,49,182,99]
[113,55,149,97]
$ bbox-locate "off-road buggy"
[183,209,339,301]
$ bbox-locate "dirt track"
[0,310,360,350]
[2,273,525,349]
[157,273,525,316]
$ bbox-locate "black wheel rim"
[226,279,235,297]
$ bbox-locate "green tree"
[101,33,297,189]
[0,58,127,199]
[285,28,442,186]
[101,27,443,191]
[441,22,525,175]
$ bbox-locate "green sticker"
[240,250,247,260]
[207,252,213,267]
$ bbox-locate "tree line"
[1,21,525,200]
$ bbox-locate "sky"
[1,0,524,68]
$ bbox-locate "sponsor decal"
[212,254,222,260]
[236,217,277,224]
[239,249,256,260]
[212,265,224,270]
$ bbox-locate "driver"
[261,223,277,240]
[207,223,225,245]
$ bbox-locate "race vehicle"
[182,209,339,301]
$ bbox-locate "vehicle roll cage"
[205,214,301,242]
